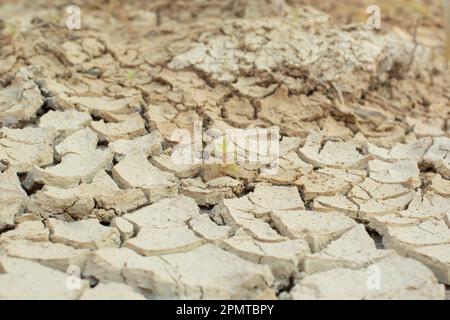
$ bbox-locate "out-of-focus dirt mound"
[0,0,449,300]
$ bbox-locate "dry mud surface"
[0,0,450,299]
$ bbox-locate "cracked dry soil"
[0,0,450,300]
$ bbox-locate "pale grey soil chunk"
[368,159,420,186]
[410,244,450,284]
[112,152,178,203]
[348,178,416,221]
[145,102,178,141]
[48,218,121,250]
[28,170,147,220]
[365,138,432,162]
[151,154,200,178]
[291,255,445,300]
[207,176,243,191]
[423,137,450,179]
[90,112,147,142]
[299,132,372,169]
[26,148,113,188]
[215,198,286,242]
[304,225,394,273]
[0,240,89,272]
[57,94,142,119]
[0,256,88,299]
[429,174,450,197]
[384,220,450,256]
[350,177,411,201]
[188,214,232,242]
[0,67,44,125]
[24,129,113,189]
[123,195,199,230]
[406,117,446,138]
[0,169,28,231]
[270,210,357,252]
[39,109,92,137]
[0,127,56,173]
[109,131,163,161]
[54,128,98,158]
[124,226,204,256]
[296,168,365,200]
[221,232,310,285]
[368,214,420,235]
[83,247,142,283]
[312,195,358,218]
[123,244,276,299]
[111,217,134,242]
[248,184,304,211]
[258,150,313,185]
[398,190,450,221]
[180,177,242,206]
[146,106,202,143]
[57,41,89,65]
[0,220,49,242]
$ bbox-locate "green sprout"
[205,137,241,179]
[127,70,135,80]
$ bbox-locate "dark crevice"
[276,275,296,296]
[365,227,384,249]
